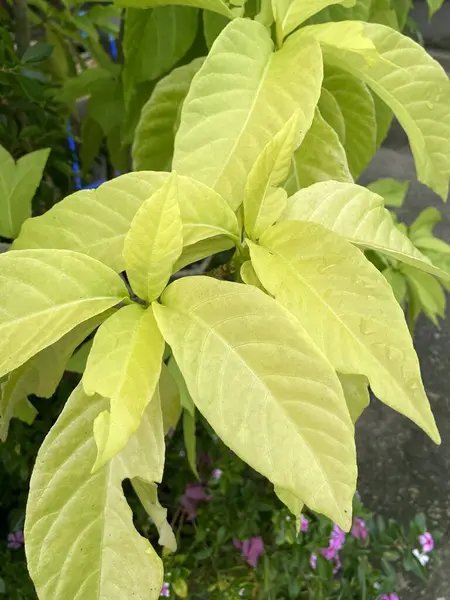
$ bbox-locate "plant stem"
[12,0,30,58]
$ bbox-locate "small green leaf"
[22,43,53,64]
[249,221,440,444]
[154,276,356,528]
[0,146,50,239]
[281,181,449,281]
[323,68,376,179]
[167,356,195,415]
[367,178,409,208]
[183,408,199,478]
[383,267,407,305]
[132,58,204,172]
[427,0,444,17]
[338,373,370,423]
[241,261,264,290]
[83,305,164,468]
[409,207,442,241]
[159,363,182,434]
[244,114,298,239]
[403,266,446,327]
[318,87,346,145]
[132,479,177,551]
[25,383,165,600]
[272,0,355,40]
[66,339,93,374]
[123,174,183,301]
[286,108,352,194]
[0,250,127,378]
[115,0,234,18]
[174,236,234,271]
[174,18,323,210]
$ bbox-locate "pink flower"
[330,524,346,551]
[333,554,342,575]
[234,536,264,568]
[419,532,434,553]
[300,514,309,532]
[380,595,399,600]
[7,531,24,550]
[351,517,369,540]
[321,546,338,560]
[212,468,222,480]
[310,552,317,569]
[180,483,212,520]
[160,582,170,597]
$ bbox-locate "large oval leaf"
[173,18,323,210]
[0,250,127,378]
[249,221,440,443]
[153,276,356,528]
[307,22,450,200]
[281,181,449,280]
[132,58,204,171]
[25,383,164,600]
[83,305,164,469]
[115,0,234,18]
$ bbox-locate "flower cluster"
[7,530,24,550]
[234,537,265,568]
[413,531,435,566]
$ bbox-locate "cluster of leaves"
[0,409,439,600]
[1,0,450,598]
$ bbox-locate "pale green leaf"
[67,340,93,374]
[383,267,407,305]
[274,486,304,520]
[123,174,183,301]
[272,0,355,39]
[167,356,195,415]
[244,114,298,239]
[323,67,376,179]
[312,22,450,200]
[318,87,346,145]
[281,181,450,280]
[153,276,356,528]
[13,171,169,271]
[0,250,127,378]
[173,236,234,271]
[409,207,442,241]
[132,58,204,172]
[0,146,50,239]
[83,304,164,469]
[0,315,107,441]
[311,0,372,21]
[173,19,323,210]
[427,0,444,17]
[367,178,409,208]
[338,373,369,423]
[115,0,234,18]
[203,10,231,48]
[240,261,264,290]
[183,408,199,478]
[372,91,393,148]
[25,383,164,600]
[403,266,446,326]
[369,0,399,28]
[132,479,177,551]
[414,236,450,255]
[175,176,240,247]
[123,6,198,107]
[159,363,182,434]
[249,221,440,443]
[287,109,352,194]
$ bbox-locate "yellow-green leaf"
[115,0,234,18]
[153,276,356,528]
[0,146,50,239]
[249,221,440,443]
[173,236,234,271]
[274,486,304,520]
[25,383,164,600]
[286,109,352,194]
[281,181,450,280]
[183,408,199,478]
[367,178,408,208]
[311,22,450,200]
[13,171,169,271]
[159,363,182,434]
[323,67,376,179]
[0,315,107,441]
[0,250,127,378]
[203,10,230,48]
[338,373,369,423]
[403,266,446,327]
[318,87,346,145]
[427,0,444,17]
[244,114,298,240]
[132,58,204,171]
[272,0,355,40]
[132,479,177,551]
[240,261,264,290]
[167,356,195,415]
[83,304,164,469]
[173,18,323,210]
[123,174,183,301]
